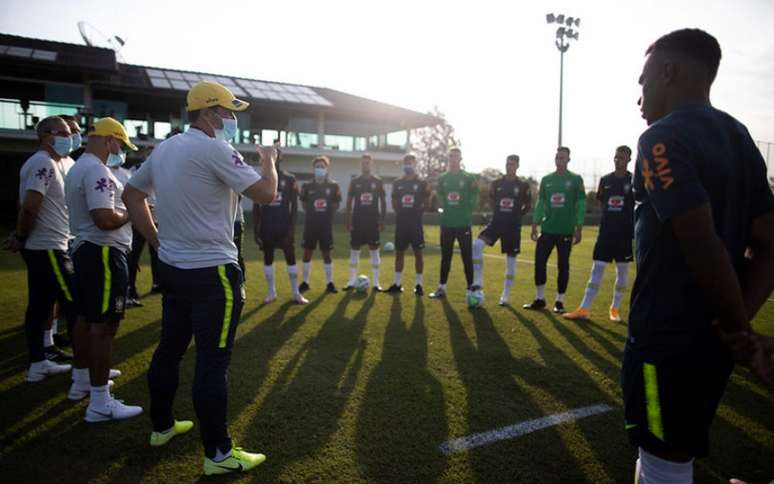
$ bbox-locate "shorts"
[73,241,128,324]
[479,223,522,255]
[621,344,733,458]
[302,224,334,251]
[593,236,633,263]
[395,221,425,251]
[350,219,380,247]
[261,230,292,252]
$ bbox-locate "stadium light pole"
[546,13,581,147]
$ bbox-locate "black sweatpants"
[440,226,474,287]
[534,233,573,293]
[128,225,158,298]
[21,249,78,363]
[148,261,243,458]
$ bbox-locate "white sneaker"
[293,293,309,305]
[499,293,509,306]
[68,380,114,401]
[27,360,72,382]
[262,293,277,304]
[109,368,122,379]
[85,397,143,423]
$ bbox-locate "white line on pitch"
[427,245,557,269]
[439,404,613,455]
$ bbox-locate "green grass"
[0,224,772,483]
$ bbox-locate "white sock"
[536,284,546,300]
[637,448,694,484]
[324,263,333,284]
[349,249,361,282]
[556,293,565,303]
[370,249,381,287]
[612,262,629,309]
[416,273,423,286]
[287,265,299,296]
[90,384,111,408]
[303,261,311,283]
[72,367,89,384]
[52,318,59,335]
[214,447,233,462]
[43,329,54,347]
[502,255,516,299]
[439,283,447,291]
[473,238,486,287]
[581,260,608,309]
[263,264,276,295]
[394,271,402,286]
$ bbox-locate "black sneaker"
[298,281,310,293]
[53,334,71,348]
[150,284,162,294]
[523,299,547,310]
[429,286,446,299]
[469,284,482,292]
[553,301,566,314]
[343,284,354,291]
[326,282,338,293]
[386,284,403,293]
[126,298,144,308]
[414,284,424,296]
[44,345,73,362]
[372,286,383,293]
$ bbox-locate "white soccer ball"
[354,274,370,293]
[467,289,484,308]
[383,241,395,252]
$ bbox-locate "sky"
[2,0,774,182]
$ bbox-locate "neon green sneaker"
[149,420,194,447]
[203,447,266,475]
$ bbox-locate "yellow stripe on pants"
[217,265,234,348]
[102,246,111,314]
[47,250,73,302]
[643,362,664,441]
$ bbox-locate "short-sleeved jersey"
[110,166,132,188]
[349,175,384,221]
[128,128,261,269]
[65,153,132,253]
[437,170,479,227]
[630,105,774,354]
[18,151,74,251]
[597,171,634,241]
[392,176,429,226]
[257,170,297,233]
[533,171,586,235]
[490,176,531,227]
[300,179,341,227]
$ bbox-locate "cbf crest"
[565,180,572,189]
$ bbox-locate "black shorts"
[478,223,522,255]
[593,235,633,263]
[351,219,380,247]
[261,230,292,252]
[395,221,424,251]
[302,224,334,251]
[621,344,733,458]
[73,242,128,324]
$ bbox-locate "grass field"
[0,224,772,483]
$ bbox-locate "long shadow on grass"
[235,291,372,482]
[354,295,448,482]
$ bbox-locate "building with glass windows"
[0,33,440,221]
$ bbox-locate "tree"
[411,106,461,185]
[477,168,503,212]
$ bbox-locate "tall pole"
[558,46,564,147]
[546,13,579,149]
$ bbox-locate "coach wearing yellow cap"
[124,81,277,475]
[64,117,142,422]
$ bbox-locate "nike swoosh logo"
[625,423,638,430]
[214,462,243,472]
[90,409,113,418]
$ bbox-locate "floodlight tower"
[546,13,580,147]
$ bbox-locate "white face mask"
[212,113,238,141]
[107,152,126,168]
[314,167,327,179]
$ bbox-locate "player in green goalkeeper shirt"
[523,146,585,313]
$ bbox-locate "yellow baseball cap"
[186,80,250,112]
[90,117,138,151]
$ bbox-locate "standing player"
[65,117,138,418]
[622,29,774,483]
[429,147,479,299]
[523,147,585,314]
[565,146,633,322]
[299,156,341,294]
[472,154,531,306]
[344,154,386,291]
[124,81,276,475]
[386,154,430,295]
[253,149,307,304]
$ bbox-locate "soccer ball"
[467,289,484,308]
[354,274,370,293]
[383,241,395,252]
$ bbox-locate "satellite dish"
[77,21,127,62]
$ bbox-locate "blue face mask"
[107,151,126,168]
[403,164,415,175]
[314,167,327,179]
[71,132,82,152]
[52,136,72,157]
[215,118,238,141]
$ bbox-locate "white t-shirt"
[65,153,132,253]
[110,166,132,187]
[18,151,74,251]
[128,128,260,269]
